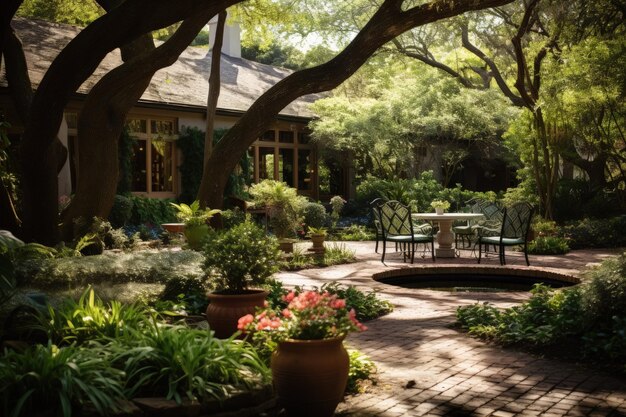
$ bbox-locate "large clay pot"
[310,234,326,252]
[184,223,209,250]
[271,337,349,417]
[206,290,268,339]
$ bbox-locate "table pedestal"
[435,219,456,258]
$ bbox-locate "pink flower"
[237,314,254,331]
[283,291,296,303]
[282,308,292,318]
[330,299,346,309]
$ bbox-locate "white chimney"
[208,13,241,58]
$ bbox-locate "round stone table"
[412,212,485,258]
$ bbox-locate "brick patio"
[277,242,626,416]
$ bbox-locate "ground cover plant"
[456,253,626,372]
[282,243,357,270]
[1,289,270,417]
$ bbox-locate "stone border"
[373,265,580,286]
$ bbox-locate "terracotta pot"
[278,239,295,253]
[206,290,268,339]
[161,223,185,234]
[310,234,326,250]
[271,337,349,417]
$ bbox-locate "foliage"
[129,195,177,226]
[37,287,147,345]
[239,289,367,347]
[559,215,626,249]
[310,66,517,182]
[112,321,270,403]
[320,282,392,322]
[346,349,376,394]
[456,253,626,368]
[430,200,450,210]
[302,201,329,229]
[203,220,281,292]
[17,0,102,26]
[528,236,570,255]
[221,208,246,229]
[171,200,221,227]
[0,343,126,417]
[281,243,356,271]
[108,194,134,228]
[177,127,251,203]
[332,224,375,241]
[16,250,204,289]
[356,171,498,212]
[306,226,327,237]
[249,180,307,238]
[117,128,135,195]
[330,195,346,228]
[264,280,392,322]
[553,179,623,222]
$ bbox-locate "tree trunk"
[197,11,226,209]
[17,0,240,243]
[200,0,515,210]
[60,12,214,241]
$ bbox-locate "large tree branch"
[61,11,214,239]
[201,0,516,209]
[460,22,525,107]
[19,0,240,243]
[0,0,23,73]
[3,28,32,123]
[511,0,539,108]
[391,38,478,88]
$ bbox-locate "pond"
[374,267,579,293]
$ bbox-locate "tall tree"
[198,0,516,212]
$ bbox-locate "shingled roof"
[2,18,318,119]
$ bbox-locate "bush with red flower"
[238,289,367,358]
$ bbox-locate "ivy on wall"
[176,126,251,203]
[117,127,135,195]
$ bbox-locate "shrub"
[249,180,307,238]
[221,208,246,229]
[559,216,626,249]
[203,220,281,292]
[0,343,127,417]
[456,253,626,368]
[333,224,375,241]
[302,201,329,229]
[108,194,134,228]
[528,236,570,255]
[129,195,177,226]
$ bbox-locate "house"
[0,17,335,202]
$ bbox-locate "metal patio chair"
[378,200,435,264]
[477,202,534,266]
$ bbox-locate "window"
[278,148,294,186]
[298,149,313,190]
[261,130,275,142]
[127,117,178,196]
[279,130,294,143]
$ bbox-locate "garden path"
[277,242,626,417]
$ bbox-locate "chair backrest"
[479,200,503,222]
[501,202,534,239]
[378,200,413,237]
[370,198,384,233]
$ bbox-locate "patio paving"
[277,242,626,416]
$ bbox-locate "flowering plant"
[238,290,366,347]
[430,200,450,210]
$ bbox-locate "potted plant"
[170,200,221,250]
[430,199,450,215]
[330,195,346,229]
[306,226,327,253]
[239,289,367,417]
[203,219,281,338]
[249,180,307,253]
